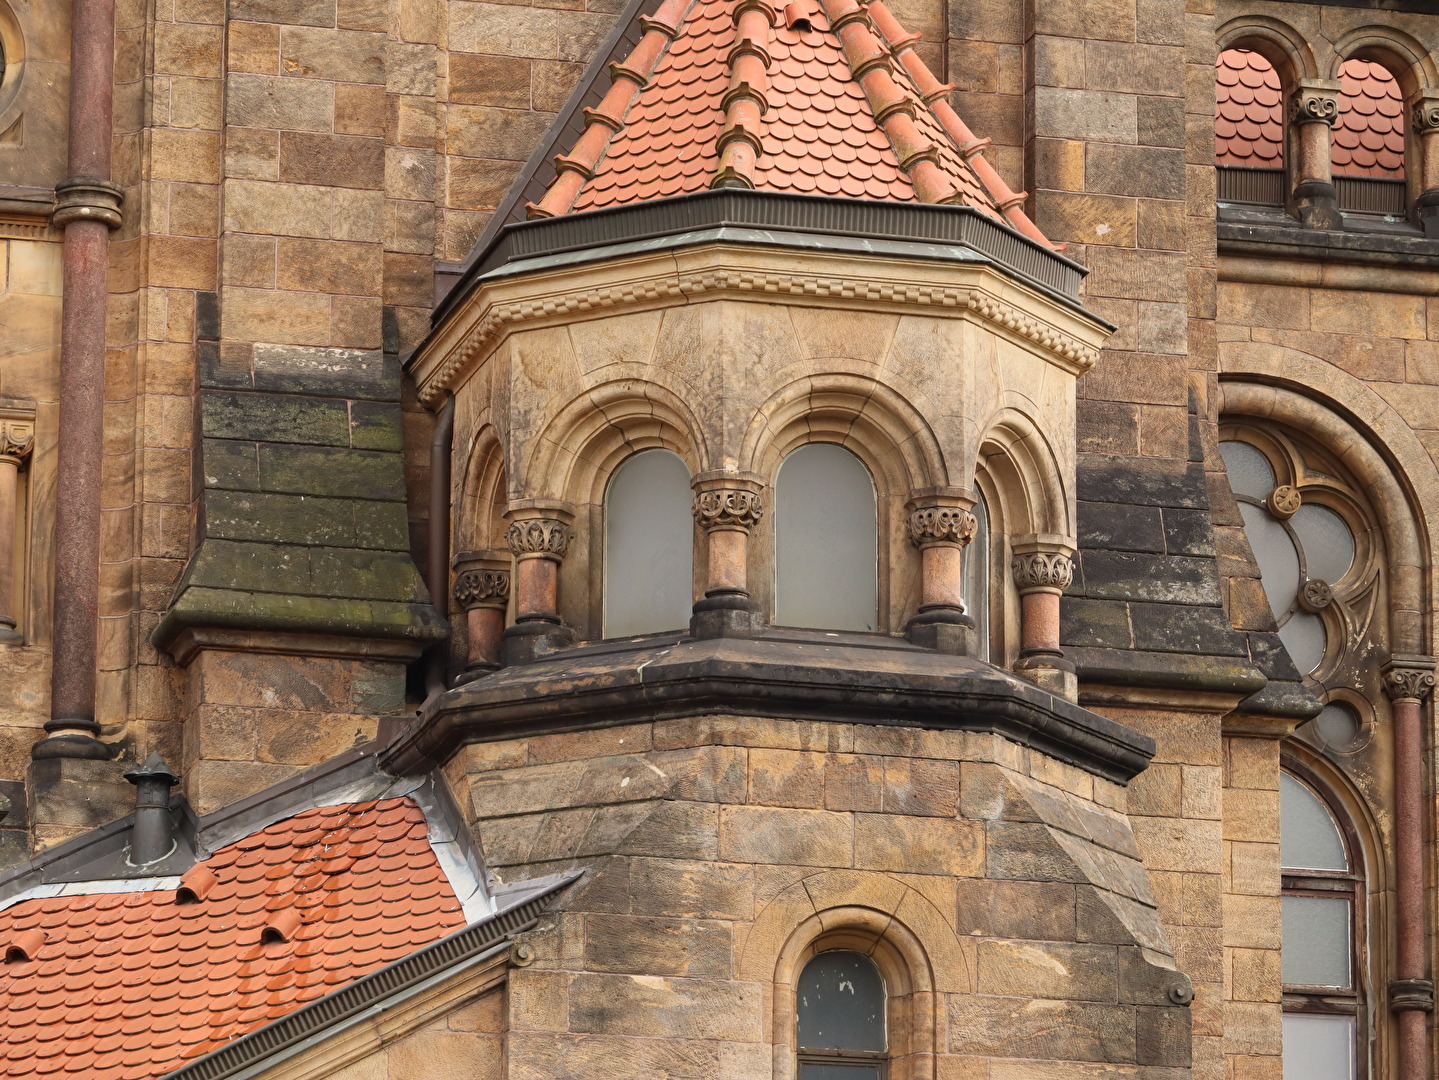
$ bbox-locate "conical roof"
[522,0,1055,248]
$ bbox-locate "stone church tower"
[0,0,1434,1078]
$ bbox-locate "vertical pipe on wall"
[35,0,125,759]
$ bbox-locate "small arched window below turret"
[964,490,990,660]
[603,449,694,637]
[796,950,888,1078]
[774,443,878,631]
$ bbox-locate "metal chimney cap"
[124,752,180,787]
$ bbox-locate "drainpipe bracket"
[52,177,124,231]
[1390,978,1435,1013]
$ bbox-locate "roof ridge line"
[529,0,697,218]
[712,0,778,190]
[817,0,955,204]
[864,0,1060,251]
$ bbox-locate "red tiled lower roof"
[0,798,464,1079]
[1216,48,1283,167]
[1334,58,1405,178]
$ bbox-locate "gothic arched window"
[964,490,990,660]
[602,449,694,637]
[796,950,888,1078]
[1218,430,1369,681]
[1281,767,1365,1080]
[774,443,878,631]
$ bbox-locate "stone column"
[503,502,576,664]
[1289,80,1341,230]
[1011,543,1076,700]
[0,417,34,645]
[452,550,511,681]
[1412,92,1439,237]
[690,472,765,638]
[1383,657,1436,1080]
[903,491,978,656]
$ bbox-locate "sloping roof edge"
[159,872,578,1080]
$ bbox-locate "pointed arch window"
[1280,766,1366,1080]
[796,950,888,1079]
[774,443,878,631]
[602,449,694,637]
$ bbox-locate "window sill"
[1217,214,1439,270]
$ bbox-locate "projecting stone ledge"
[380,629,1156,783]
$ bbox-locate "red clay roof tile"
[530,0,1055,246]
[1215,48,1283,167]
[1333,58,1405,177]
[0,797,463,1080]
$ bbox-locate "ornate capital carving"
[505,518,573,561]
[1384,659,1437,704]
[1391,978,1436,1014]
[0,420,33,465]
[1415,97,1439,134]
[907,505,976,549]
[1290,85,1339,126]
[1266,485,1301,519]
[693,488,765,532]
[1011,551,1073,593]
[454,568,510,610]
[52,177,125,231]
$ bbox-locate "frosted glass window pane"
[1221,440,1276,500]
[963,493,990,660]
[1282,896,1351,987]
[603,450,694,637]
[1240,502,1300,616]
[1291,504,1355,585]
[799,1064,882,1080]
[1283,1014,1354,1080]
[775,444,878,631]
[1314,703,1361,749]
[1280,773,1347,871]
[797,951,887,1052]
[1278,611,1326,675]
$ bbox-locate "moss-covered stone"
[348,399,404,451]
[257,443,407,500]
[202,439,260,490]
[202,391,350,447]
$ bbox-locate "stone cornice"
[412,244,1107,406]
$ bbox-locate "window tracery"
[1219,426,1380,686]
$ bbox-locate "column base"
[502,618,575,665]
[905,607,978,657]
[453,660,502,686]
[1014,652,1078,701]
[1419,190,1439,239]
[690,591,763,640]
[1294,179,1342,231]
[32,725,111,761]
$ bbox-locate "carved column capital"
[0,420,34,465]
[505,518,573,561]
[1384,657,1437,704]
[453,568,510,610]
[1290,81,1340,126]
[1011,551,1074,594]
[691,471,765,533]
[1414,93,1439,134]
[907,505,976,549]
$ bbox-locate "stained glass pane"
[1279,611,1326,675]
[1240,502,1300,616]
[797,951,887,1053]
[1282,896,1351,987]
[776,445,878,631]
[1291,504,1355,585]
[603,450,694,637]
[1283,1014,1354,1080]
[1280,773,1347,871]
[1221,440,1276,500]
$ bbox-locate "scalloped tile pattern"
[1334,58,1405,177]
[571,0,998,212]
[1215,48,1282,167]
[0,798,463,1079]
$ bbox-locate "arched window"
[1333,58,1406,221]
[602,449,694,637]
[774,443,878,631]
[1216,47,1285,210]
[796,950,887,1078]
[964,490,990,660]
[1280,767,1365,1080]
[1218,432,1364,680]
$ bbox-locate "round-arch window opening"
[774,443,879,632]
[796,950,887,1078]
[602,448,694,638]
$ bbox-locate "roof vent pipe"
[123,753,180,866]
